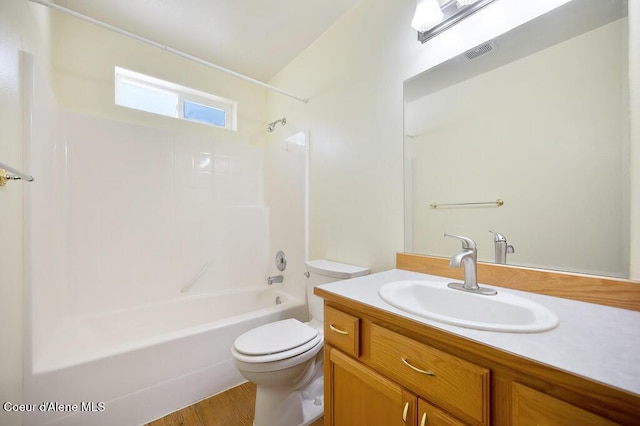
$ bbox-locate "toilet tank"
[305,260,369,323]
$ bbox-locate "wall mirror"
[404,0,630,278]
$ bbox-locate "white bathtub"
[24,286,307,426]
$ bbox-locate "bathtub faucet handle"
[267,275,284,285]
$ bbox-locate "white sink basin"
[378,280,559,333]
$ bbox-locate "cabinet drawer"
[369,324,489,425]
[324,305,360,357]
[512,383,617,425]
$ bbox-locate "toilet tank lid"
[305,260,369,279]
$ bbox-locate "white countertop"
[317,269,640,396]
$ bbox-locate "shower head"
[266,118,286,133]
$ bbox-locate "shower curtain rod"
[28,0,308,103]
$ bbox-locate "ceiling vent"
[465,41,497,60]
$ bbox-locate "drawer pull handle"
[420,412,427,426]
[402,357,435,376]
[402,402,409,422]
[329,324,349,335]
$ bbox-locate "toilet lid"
[233,318,319,356]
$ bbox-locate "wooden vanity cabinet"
[328,348,412,425]
[324,305,485,426]
[322,300,640,426]
[327,348,465,426]
[368,323,489,424]
[511,383,618,426]
[418,399,466,426]
[324,305,360,357]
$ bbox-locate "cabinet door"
[328,347,416,426]
[417,399,465,426]
[512,383,617,426]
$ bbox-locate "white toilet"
[231,260,369,426]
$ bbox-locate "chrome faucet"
[489,230,514,264]
[267,275,284,285]
[444,233,497,296]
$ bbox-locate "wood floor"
[146,382,324,426]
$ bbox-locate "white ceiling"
[53,0,360,82]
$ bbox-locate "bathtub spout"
[267,275,284,285]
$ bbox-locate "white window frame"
[115,66,237,131]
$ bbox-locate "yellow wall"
[50,12,267,146]
[268,0,640,279]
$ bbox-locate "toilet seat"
[232,318,321,363]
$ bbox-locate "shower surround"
[23,54,307,425]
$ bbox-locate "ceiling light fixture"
[413,0,498,44]
[411,0,444,32]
